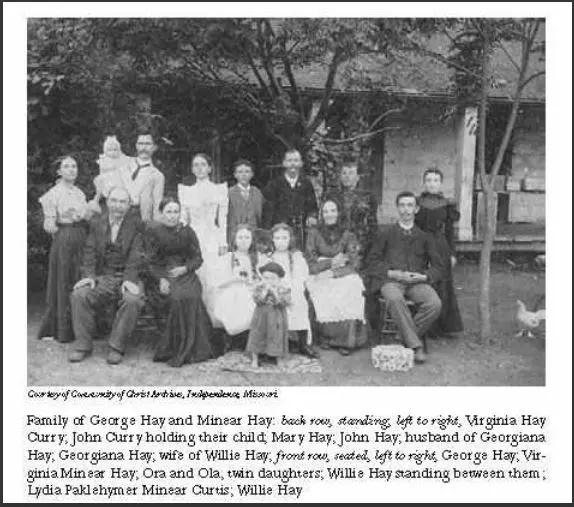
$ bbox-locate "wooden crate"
[508,192,546,223]
[506,177,522,191]
[523,177,545,192]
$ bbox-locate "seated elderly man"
[364,191,445,364]
[69,186,146,365]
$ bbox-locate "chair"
[135,298,166,336]
[377,296,428,353]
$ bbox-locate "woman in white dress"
[263,223,318,358]
[178,153,229,324]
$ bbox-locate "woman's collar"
[421,191,444,198]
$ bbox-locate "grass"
[27,262,545,386]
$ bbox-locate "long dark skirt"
[37,222,88,343]
[150,273,213,367]
[319,320,368,350]
[431,234,464,334]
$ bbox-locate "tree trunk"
[478,184,497,343]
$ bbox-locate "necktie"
[132,162,150,181]
[110,221,121,243]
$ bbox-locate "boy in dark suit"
[226,159,264,244]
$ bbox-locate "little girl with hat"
[245,262,291,368]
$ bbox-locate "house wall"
[512,108,545,177]
[507,108,545,223]
[379,104,458,223]
[378,103,545,233]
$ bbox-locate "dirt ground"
[27,262,545,387]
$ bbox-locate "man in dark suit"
[69,187,146,365]
[365,191,445,364]
[262,149,318,250]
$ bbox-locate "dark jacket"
[227,184,264,243]
[145,222,203,283]
[80,212,145,283]
[365,223,445,292]
[262,173,318,229]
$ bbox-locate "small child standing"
[246,262,291,368]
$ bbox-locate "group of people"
[36,131,463,370]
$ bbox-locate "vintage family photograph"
[26,16,547,387]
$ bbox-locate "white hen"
[516,300,546,338]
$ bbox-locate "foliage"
[172,18,441,165]
[26,18,482,286]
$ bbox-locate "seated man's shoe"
[69,350,91,363]
[414,347,428,364]
[299,336,319,359]
[106,348,123,365]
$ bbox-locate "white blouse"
[38,182,88,224]
[178,180,229,249]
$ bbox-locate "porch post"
[454,106,477,241]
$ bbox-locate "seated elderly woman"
[305,197,368,356]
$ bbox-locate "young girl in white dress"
[265,223,318,358]
[212,224,261,338]
[178,153,229,323]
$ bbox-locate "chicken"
[516,300,546,338]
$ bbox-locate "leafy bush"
[28,205,50,292]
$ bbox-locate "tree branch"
[477,26,490,188]
[280,38,306,127]
[497,40,521,73]
[408,40,483,81]
[274,132,292,149]
[285,39,301,57]
[256,20,281,97]
[245,50,273,100]
[368,107,404,131]
[518,70,545,92]
[306,51,342,134]
[490,21,534,179]
[321,126,400,145]
[527,18,541,47]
